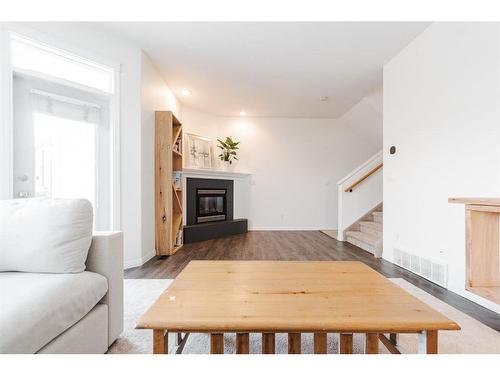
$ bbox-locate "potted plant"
[217,136,239,170]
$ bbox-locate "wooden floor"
[126,231,500,333]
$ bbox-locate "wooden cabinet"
[155,111,183,255]
[449,197,500,304]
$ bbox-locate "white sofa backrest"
[0,198,93,273]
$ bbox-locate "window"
[34,112,97,203]
[32,91,100,214]
[10,34,114,94]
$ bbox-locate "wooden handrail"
[344,163,383,192]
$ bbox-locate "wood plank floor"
[125,231,500,333]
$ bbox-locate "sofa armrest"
[85,231,123,346]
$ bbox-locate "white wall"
[140,51,181,266]
[0,28,11,200]
[338,88,383,150]
[182,107,219,141]
[182,107,380,230]
[383,23,500,312]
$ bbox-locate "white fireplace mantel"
[182,168,252,179]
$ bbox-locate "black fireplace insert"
[196,188,227,223]
[186,178,234,226]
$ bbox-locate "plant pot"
[220,161,236,172]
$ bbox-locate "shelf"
[183,168,252,179]
[173,149,182,157]
[173,152,183,170]
[449,197,500,206]
[172,184,183,214]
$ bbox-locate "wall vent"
[393,248,448,288]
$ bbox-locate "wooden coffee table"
[136,261,460,354]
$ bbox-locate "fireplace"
[184,177,247,243]
[197,188,227,223]
[186,178,233,225]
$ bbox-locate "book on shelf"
[172,171,182,189]
[175,229,183,246]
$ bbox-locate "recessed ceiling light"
[319,96,329,102]
[239,111,246,117]
[181,89,192,96]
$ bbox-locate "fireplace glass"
[197,189,226,223]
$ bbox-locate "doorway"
[13,74,112,229]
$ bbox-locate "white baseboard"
[123,249,156,270]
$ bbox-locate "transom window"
[10,34,114,94]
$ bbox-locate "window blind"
[30,90,101,125]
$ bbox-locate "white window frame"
[0,26,122,230]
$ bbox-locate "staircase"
[345,207,383,257]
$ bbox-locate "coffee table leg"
[365,333,379,354]
[389,333,398,345]
[418,330,438,354]
[236,333,249,354]
[314,333,327,354]
[262,333,275,354]
[153,330,168,354]
[210,333,224,354]
[340,333,353,354]
[288,333,301,354]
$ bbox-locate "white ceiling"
[98,22,430,118]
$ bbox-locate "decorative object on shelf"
[174,135,182,153]
[172,171,182,190]
[175,228,183,247]
[217,136,239,167]
[185,133,212,169]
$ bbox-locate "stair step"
[359,221,382,236]
[345,230,381,256]
[346,230,379,246]
[372,211,383,223]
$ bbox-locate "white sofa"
[0,199,124,354]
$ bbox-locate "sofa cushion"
[0,198,93,273]
[0,271,107,353]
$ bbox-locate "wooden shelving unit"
[449,197,500,304]
[155,111,183,256]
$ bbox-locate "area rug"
[108,278,500,354]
